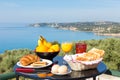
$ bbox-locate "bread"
[76,48,105,61]
[20,54,40,66]
[31,61,47,67]
[88,48,105,58]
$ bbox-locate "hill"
[30,21,120,37]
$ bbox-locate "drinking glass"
[61,42,73,65]
[61,42,73,55]
[75,42,87,54]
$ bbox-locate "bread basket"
[64,54,103,71]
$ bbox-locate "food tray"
[64,55,102,71]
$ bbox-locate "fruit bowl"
[35,51,59,61]
[35,35,60,61]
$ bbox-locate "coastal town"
[30,21,120,37]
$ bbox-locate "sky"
[0,0,120,23]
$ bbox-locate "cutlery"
[16,68,50,73]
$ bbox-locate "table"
[13,56,107,80]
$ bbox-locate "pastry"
[88,48,105,58]
[31,61,47,67]
[20,54,40,66]
[76,48,105,61]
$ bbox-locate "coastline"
[95,33,120,37]
[58,27,120,37]
[31,22,120,37]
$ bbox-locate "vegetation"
[85,38,120,70]
[31,21,120,34]
[0,49,34,74]
[0,38,120,74]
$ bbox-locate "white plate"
[51,69,72,76]
[17,59,52,68]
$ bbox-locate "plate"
[51,69,72,76]
[17,59,52,68]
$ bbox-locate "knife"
[16,68,51,73]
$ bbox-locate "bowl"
[35,51,59,61]
[63,55,102,71]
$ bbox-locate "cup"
[75,42,87,54]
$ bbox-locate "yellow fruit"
[36,45,48,52]
[43,40,47,45]
[36,35,60,52]
[40,36,47,45]
[38,39,43,46]
[44,42,52,48]
[47,48,54,52]
[36,46,40,52]
[50,44,60,52]
[38,36,47,46]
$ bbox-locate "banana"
[38,36,43,46]
[40,36,47,45]
[38,39,42,46]
[38,36,47,46]
[36,35,59,52]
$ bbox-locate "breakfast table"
[13,56,107,80]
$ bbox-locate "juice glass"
[75,42,87,54]
[61,42,73,54]
[61,42,73,64]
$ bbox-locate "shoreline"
[31,22,120,37]
[58,27,120,37]
[95,33,120,37]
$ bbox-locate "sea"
[0,23,112,53]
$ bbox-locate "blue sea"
[0,23,112,53]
